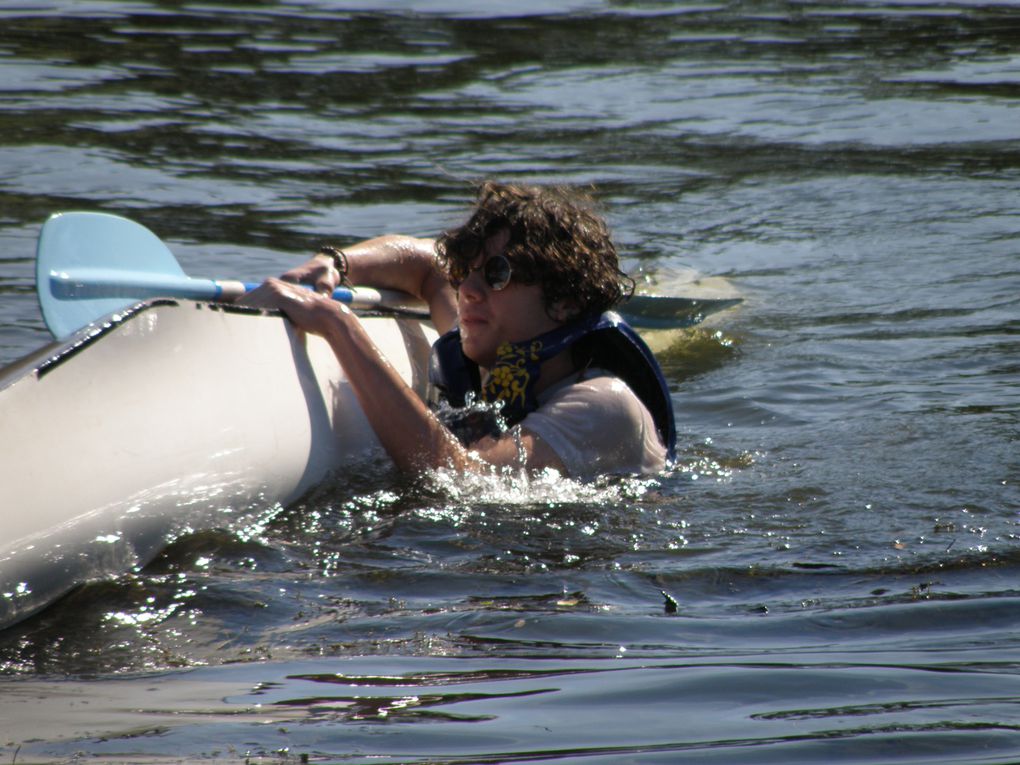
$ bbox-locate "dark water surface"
[2,2,1019,762]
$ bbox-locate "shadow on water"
[2,621,1020,763]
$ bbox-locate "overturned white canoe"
[0,299,436,628]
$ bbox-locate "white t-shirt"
[520,369,667,479]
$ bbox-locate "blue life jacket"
[428,311,677,462]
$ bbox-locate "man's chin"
[461,339,495,369]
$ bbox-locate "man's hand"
[239,277,349,337]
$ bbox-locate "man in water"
[243,181,674,479]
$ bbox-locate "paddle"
[36,212,432,340]
[36,212,741,339]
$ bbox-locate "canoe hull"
[0,300,435,628]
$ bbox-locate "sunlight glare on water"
[422,464,661,508]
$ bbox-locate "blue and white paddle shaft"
[36,212,419,339]
[36,211,741,340]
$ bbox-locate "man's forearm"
[344,235,457,333]
[322,302,475,474]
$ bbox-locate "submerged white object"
[0,299,436,628]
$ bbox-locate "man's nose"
[457,268,487,300]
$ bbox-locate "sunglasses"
[450,253,513,291]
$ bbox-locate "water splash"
[432,392,508,447]
[422,462,660,508]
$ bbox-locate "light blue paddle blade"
[33,211,427,340]
[36,212,216,339]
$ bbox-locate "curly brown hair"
[436,181,634,317]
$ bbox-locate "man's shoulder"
[524,368,666,479]
[537,369,650,420]
[542,367,633,395]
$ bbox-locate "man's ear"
[549,299,580,322]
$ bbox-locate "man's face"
[455,228,561,369]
